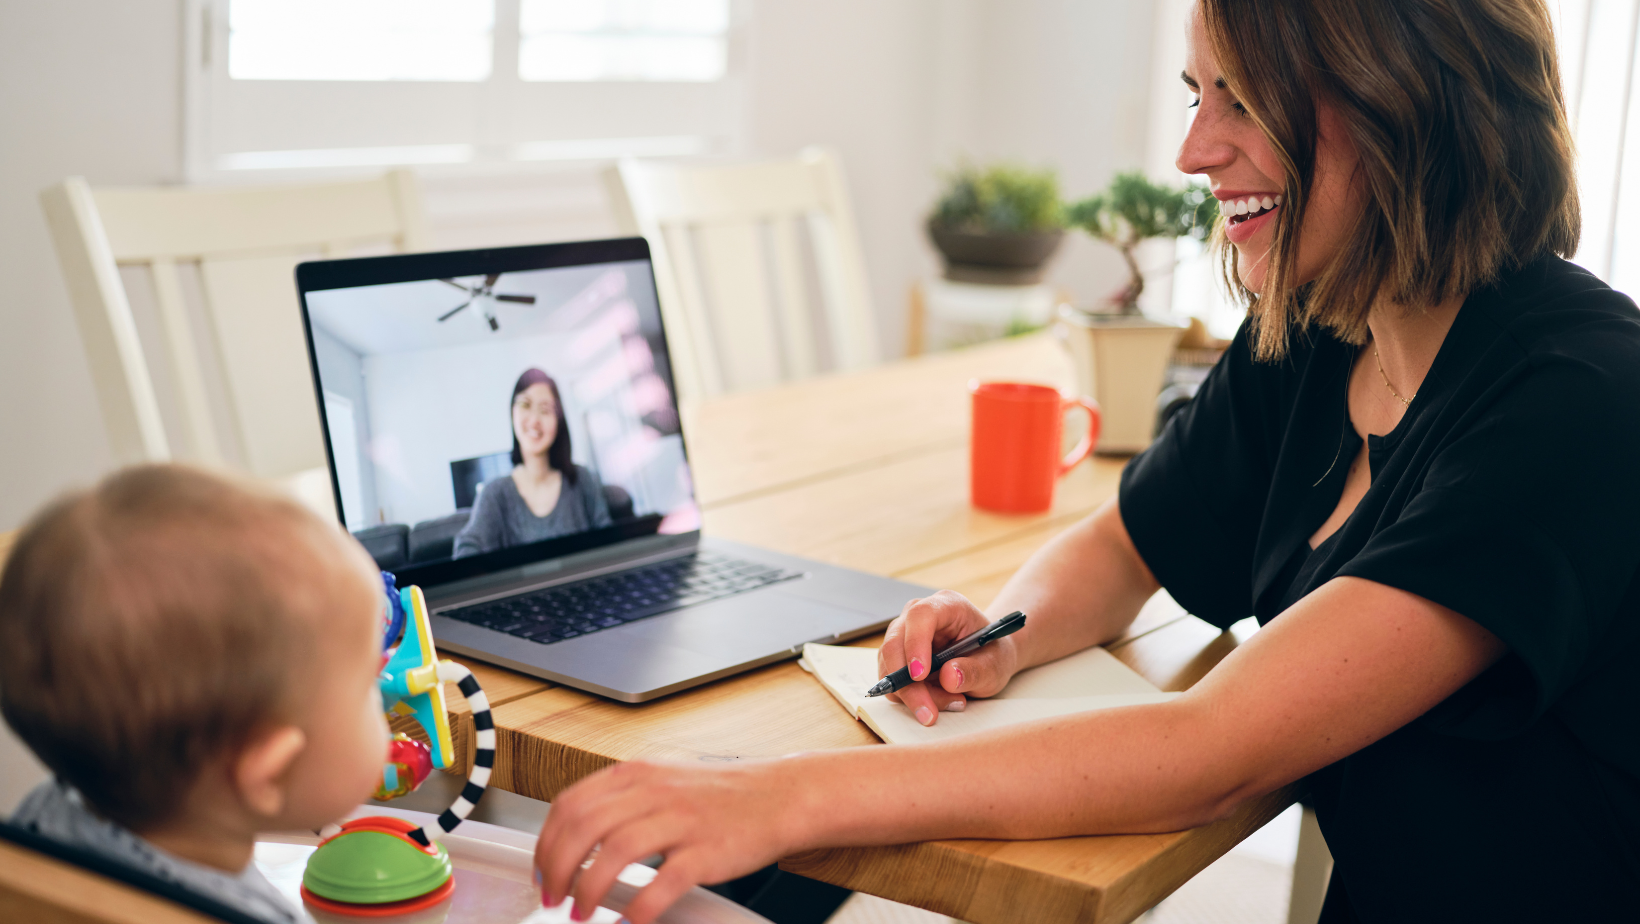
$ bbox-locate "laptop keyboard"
[441,552,803,645]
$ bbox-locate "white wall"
[0,0,182,530]
[0,0,1167,810]
[740,0,1161,331]
[941,0,1160,307]
[0,0,187,813]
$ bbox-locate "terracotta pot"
[926,222,1065,285]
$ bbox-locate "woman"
[452,368,611,558]
[533,2,1640,921]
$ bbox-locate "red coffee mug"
[970,381,1101,513]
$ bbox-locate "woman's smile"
[1217,190,1284,244]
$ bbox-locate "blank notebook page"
[800,643,1177,744]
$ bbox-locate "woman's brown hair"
[510,367,577,485]
[1201,0,1580,360]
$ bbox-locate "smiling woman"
[451,368,612,558]
[1188,0,1579,362]
[524,4,1640,923]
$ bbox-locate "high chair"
[0,821,253,924]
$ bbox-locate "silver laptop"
[296,238,923,702]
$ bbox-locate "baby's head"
[0,464,388,849]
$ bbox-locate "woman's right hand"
[877,590,1022,726]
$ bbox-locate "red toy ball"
[373,734,433,801]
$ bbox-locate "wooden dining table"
[0,333,1290,924]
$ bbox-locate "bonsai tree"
[1066,171,1219,315]
[930,163,1064,234]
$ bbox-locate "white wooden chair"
[39,170,428,489]
[603,148,880,402]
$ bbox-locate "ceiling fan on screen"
[436,274,537,331]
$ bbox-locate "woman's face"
[1175,4,1365,294]
[512,382,559,461]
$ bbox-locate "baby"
[0,465,391,924]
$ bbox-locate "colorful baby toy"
[299,574,495,916]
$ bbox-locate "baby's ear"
[232,726,307,819]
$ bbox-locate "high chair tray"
[256,807,769,924]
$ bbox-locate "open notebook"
[800,643,1177,744]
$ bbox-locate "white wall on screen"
[322,391,366,531]
[311,324,380,525]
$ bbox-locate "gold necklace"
[1372,347,1415,408]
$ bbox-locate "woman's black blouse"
[1119,256,1640,921]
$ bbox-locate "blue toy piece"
[380,571,406,656]
[378,583,455,771]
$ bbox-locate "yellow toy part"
[378,585,455,771]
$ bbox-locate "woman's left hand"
[534,758,812,924]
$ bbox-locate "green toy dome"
[302,829,453,905]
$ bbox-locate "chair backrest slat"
[659,223,727,397]
[695,220,783,390]
[607,148,878,401]
[767,215,819,379]
[197,252,331,477]
[40,177,171,464]
[148,256,223,466]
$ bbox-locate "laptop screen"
[298,240,697,587]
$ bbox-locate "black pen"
[865,611,1027,697]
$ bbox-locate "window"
[228,0,495,81]
[1551,0,1640,294]
[184,0,740,177]
[519,0,730,82]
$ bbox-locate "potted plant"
[1066,171,1219,314]
[926,163,1066,285]
[1056,172,1220,453]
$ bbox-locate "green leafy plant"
[1003,316,1046,338]
[930,163,1065,234]
[1066,171,1219,314]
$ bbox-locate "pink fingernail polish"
[951,665,965,689]
[910,658,926,679]
[946,699,966,712]
[915,705,933,725]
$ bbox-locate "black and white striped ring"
[405,661,493,847]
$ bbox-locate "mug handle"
[1058,396,1102,476]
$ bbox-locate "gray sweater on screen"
[451,465,612,558]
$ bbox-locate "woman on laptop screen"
[452,368,611,558]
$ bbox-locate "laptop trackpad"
[618,592,869,660]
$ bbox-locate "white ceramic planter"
[919,277,1059,351]
[1054,307,1185,455]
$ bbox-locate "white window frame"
[181,0,748,182]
